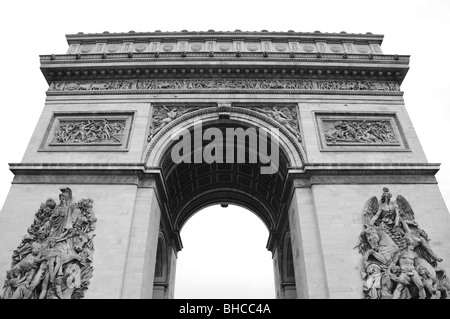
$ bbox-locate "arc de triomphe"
[1,30,449,299]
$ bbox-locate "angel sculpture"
[356,187,448,299]
[365,187,405,248]
[147,105,199,142]
[257,106,302,142]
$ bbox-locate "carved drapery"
[355,187,449,299]
[1,188,96,299]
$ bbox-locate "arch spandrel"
[143,105,307,169]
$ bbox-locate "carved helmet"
[59,187,73,202]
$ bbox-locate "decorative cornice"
[11,173,162,193]
[40,51,409,84]
[286,163,440,186]
[9,162,145,171]
[293,178,312,188]
[41,53,407,64]
[308,174,437,184]
[47,89,404,97]
[8,163,159,187]
[66,30,384,44]
[39,31,415,85]
[303,162,441,171]
[12,174,141,185]
[137,175,157,188]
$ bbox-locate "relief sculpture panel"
[254,106,301,142]
[52,119,127,145]
[147,105,199,142]
[315,112,409,152]
[40,113,134,152]
[323,119,398,145]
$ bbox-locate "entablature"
[40,30,409,85]
[65,30,384,54]
[40,52,409,84]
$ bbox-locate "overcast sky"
[0,0,449,299]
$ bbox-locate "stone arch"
[144,105,306,168]
[149,121,295,234]
[152,230,169,299]
[140,104,313,299]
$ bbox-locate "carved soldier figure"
[70,122,88,142]
[39,237,65,299]
[363,263,383,299]
[417,265,439,299]
[48,188,79,238]
[101,119,112,140]
[388,236,427,299]
[83,120,101,142]
[388,265,411,299]
[2,266,35,299]
[63,263,81,299]
[401,224,443,268]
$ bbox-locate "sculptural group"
[324,120,397,144]
[356,187,449,299]
[1,188,96,299]
[53,119,126,144]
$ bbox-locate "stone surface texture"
[0,30,449,299]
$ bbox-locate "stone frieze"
[48,79,400,93]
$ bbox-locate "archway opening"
[151,116,298,298]
[174,204,275,299]
[160,120,291,232]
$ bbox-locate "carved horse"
[362,225,400,266]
